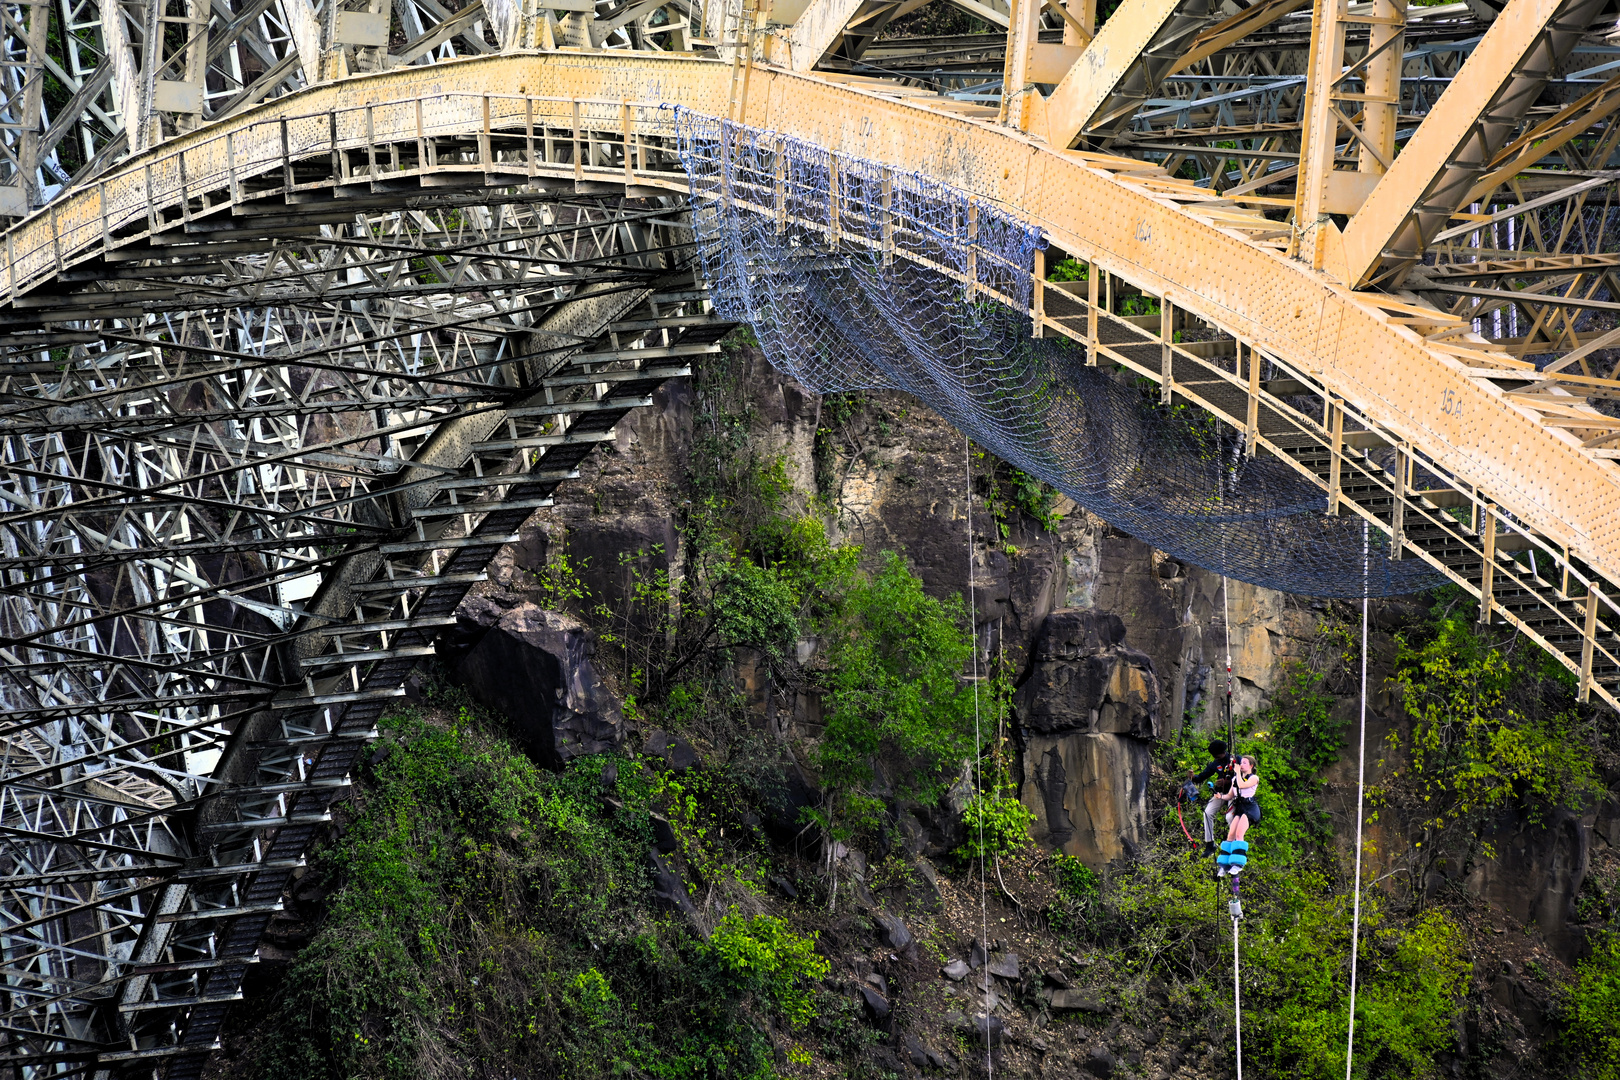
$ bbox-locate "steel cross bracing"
[0,94,731,1073]
[1,0,1620,1066]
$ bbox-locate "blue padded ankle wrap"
[1216,853,1249,867]
[1220,840,1250,854]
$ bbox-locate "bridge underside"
[0,0,1618,1071]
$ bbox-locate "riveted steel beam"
[1339,0,1612,288]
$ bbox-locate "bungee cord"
[1225,572,1244,1080]
[1233,913,1244,1080]
[965,435,991,1080]
[1345,524,1371,1078]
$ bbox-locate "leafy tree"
[815,551,982,841]
[1380,601,1601,903]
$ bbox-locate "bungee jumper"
[1215,755,1259,915]
[1185,740,1238,856]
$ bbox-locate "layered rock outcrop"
[1016,610,1160,866]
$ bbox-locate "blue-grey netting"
[673,110,1443,599]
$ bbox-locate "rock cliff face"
[455,601,627,767]
[455,345,1605,963]
[1014,610,1161,864]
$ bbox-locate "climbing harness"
[964,435,992,1080]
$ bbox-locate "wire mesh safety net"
[673,110,1444,599]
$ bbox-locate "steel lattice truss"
[0,177,721,1077]
[0,0,1615,1070]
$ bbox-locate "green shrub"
[956,778,1035,860]
[1561,932,1620,1079]
[1249,875,1471,1080]
[706,913,830,1028]
[815,551,982,840]
[1383,605,1602,896]
[241,702,780,1080]
[1046,854,1101,937]
[569,968,618,1027]
[711,557,801,656]
[1244,664,1346,866]
[1048,256,1089,281]
[1053,854,1099,903]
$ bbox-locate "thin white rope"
[1223,574,1233,746]
[965,434,990,1080]
[1233,912,1243,1080]
[1345,524,1370,1080]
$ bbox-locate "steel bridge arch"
[0,8,1619,1076]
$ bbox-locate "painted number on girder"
[1439,387,1463,418]
[860,118,875,137]
[1134,221,1152,242]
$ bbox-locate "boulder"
[859,985,891,1022]
[757,762,819,843]
[1050,990,1110,1014]
[1015,610,1161,738]
[644,730,699,772]
[563,515,679,640]
[986,952,1019,980]
[942,959,970,981]
[455,603,625,768]
[874,912,913,950]
[649,814,678,854]
[1013,610,1158,866]
[904,1033,948,1070]
[1084,1047,1116,1078]
[646,849,697,920]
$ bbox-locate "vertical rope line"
[965,434,990,1080]
[1233,913,1243,1080]
[1223,575,1233,749]
[1346,522,1369,1080]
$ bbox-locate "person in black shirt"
[1187,739,1236,855]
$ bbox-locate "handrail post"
[1159,297,1174,405]
[1244,342,1260,454]
[622,99,634,184]
[1326,400,1344,515]
[526,97,536,178]
[1031,246,1044,335]
[1086,264,1098,366]
[1389,442,1407,560]
[1580,585,1601,703]
[571,99,583,182]
[964,197,976,296]
[144,164,158,234]
[280,118,292,189]
[480,94,492,168]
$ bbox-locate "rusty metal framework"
[0,0,1616,1070]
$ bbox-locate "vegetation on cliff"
[227,345,1620,1080]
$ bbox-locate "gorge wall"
[460,342,1611,968]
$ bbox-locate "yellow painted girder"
[1034,0,1192,148]
[5,49,1620,597]
[1340,0,1609,287]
